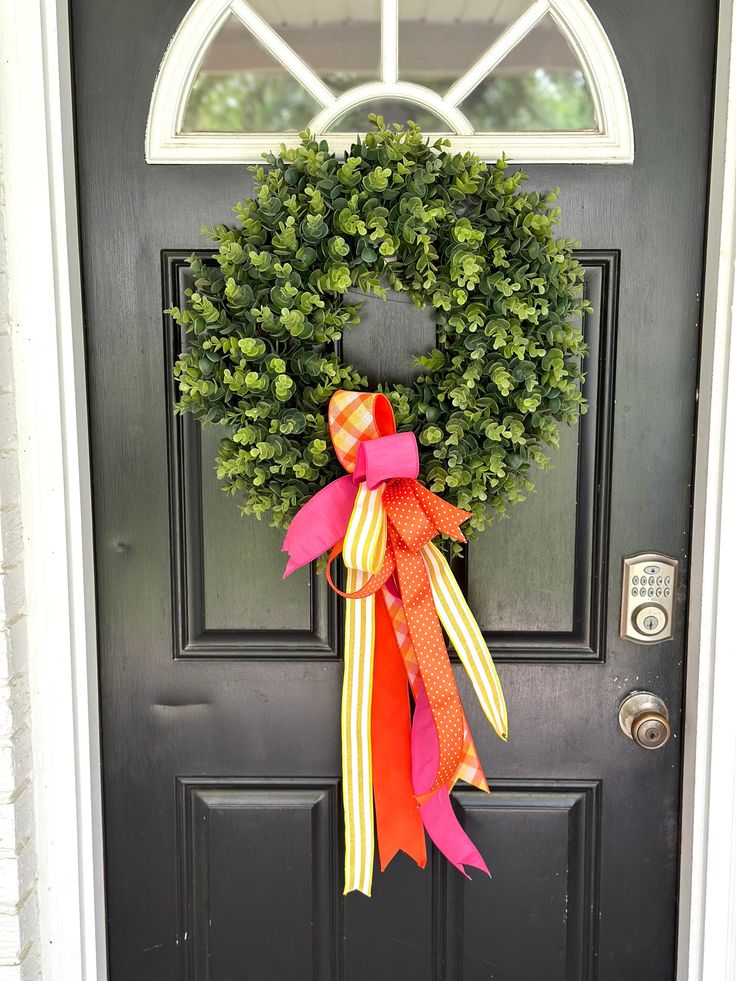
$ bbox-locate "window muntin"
[244,0,382,94]
[397,0,534,95]
[457,15,597,132]
[182,14,321,133]
[326,98,449,134]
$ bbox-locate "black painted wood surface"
[70,1,717,977]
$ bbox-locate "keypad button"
[657,576,663,585]
[656,588,662,597]
[632,576,639,585]
[632,587,638,597]
[664,587,670,597]
[648,587,655,597]
[665,576,671,586]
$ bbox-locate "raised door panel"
[466,252,617,660]
[445,782,601,981]
[164,254,338,657]
[179,780,339,980]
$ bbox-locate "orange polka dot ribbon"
[282,390,508,895]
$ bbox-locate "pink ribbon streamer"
[281,474,356,577]
[411,681,490,879]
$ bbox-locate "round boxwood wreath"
[169,118,589,552]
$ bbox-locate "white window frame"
[2,0,734,977]
[145,0,634,165]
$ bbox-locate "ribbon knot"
[282,390,507,896]
[354,433,419,489]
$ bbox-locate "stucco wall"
[0,127,41,980]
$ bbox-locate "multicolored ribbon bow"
[283,390,508,896]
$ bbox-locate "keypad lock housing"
[620,552,677,644]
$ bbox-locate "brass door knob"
[619,692,671,750]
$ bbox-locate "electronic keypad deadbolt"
[620,553,677,644]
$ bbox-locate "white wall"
[0,116,41,981]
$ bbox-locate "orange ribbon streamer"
[372,589,427,871]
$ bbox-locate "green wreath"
[169,118,588,549]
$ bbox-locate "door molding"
[1,0,732,977]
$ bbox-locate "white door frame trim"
[0,0,106,977]
[676,0,736,976]
[1,0,733,977]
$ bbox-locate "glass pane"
[327,99,448,133]
[399,0,532,95]
[181,14,320,133]
[459,15,597,131]
[246,0,381,94]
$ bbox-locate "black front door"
[71,0,717,977]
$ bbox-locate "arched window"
[146,0,633,164]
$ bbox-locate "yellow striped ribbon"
[421,541,508,740]
[343,483,386,573]
[342,567,375,896]
[341,484,386,895]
